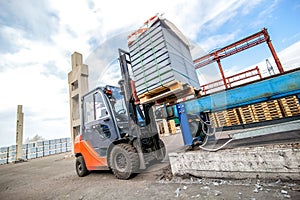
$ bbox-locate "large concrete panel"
[129,18,200,96]
[169,143,300,180]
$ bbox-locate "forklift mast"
[118,49,133,103]
[117,49,141,134]
[117,49,163,165]
[117,49,156,131]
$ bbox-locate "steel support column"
[216,58,228,89]
[176,104,193,146]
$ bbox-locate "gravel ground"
[0,133,299,199]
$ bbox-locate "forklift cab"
[81,86,129,157]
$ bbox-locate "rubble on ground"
[157,164,300,199]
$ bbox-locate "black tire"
[157,139,166,162]
[109,143,139,180]
[76,156,88,177]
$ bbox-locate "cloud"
[0,0,59,42]
[0,64,69,146]
[0,26,26,54]
[175,0,266,39]
[240,0,265,15]
[251,0,280,27]
[196,32,237,52]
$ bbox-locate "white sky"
[0,0,299,146]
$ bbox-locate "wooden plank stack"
[251,100,283,122]
[209,109,241,127]
[251,102,272,122]
[138,80,195,103]
[208,96,300,128]
[238,105,257,124]
[279,96,300,117]
[213,111,227,127]
[157,119,177,135]
[208,113,218,128]
[158,122,165,135]
[225,109,241,126]
[168,119,177,134]
[266,100,283,119]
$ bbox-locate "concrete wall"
[169,143,300,180]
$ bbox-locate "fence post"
[26,144,28,160]
[6,147,9,164]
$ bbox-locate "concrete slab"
[169,143,300,180]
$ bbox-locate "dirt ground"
[0,134,299,200]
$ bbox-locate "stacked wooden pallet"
[251,102,271,122]
[138,80,195,103]
[158,122,165,135]
[210,109,241,127]
[168,120,177,134]
[208,113,218,128]
[238,105,257,124]
[266,100,283,119]
[209,96,300,128]
[213,111,227,127]
[279,96,300,117]
[225,109,241,126]
[251,100,283,122]
[157,119,177,135]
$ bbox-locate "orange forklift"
[74,49,166,179]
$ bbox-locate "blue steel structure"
[175,68,300,145]
[176,104,193,145]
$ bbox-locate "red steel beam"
[263,30,284,73]
[194,28,284,73]
[194,29,267,68]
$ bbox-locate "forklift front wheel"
[76,156,89,177]
[110,144,139,180]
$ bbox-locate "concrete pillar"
[16,105,24,160]
[68,52,89,153]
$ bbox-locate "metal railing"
[201,66,262,95]
[0,138,71,165]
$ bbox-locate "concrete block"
[169,143,300,180]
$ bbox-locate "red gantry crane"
[193,28,284,93]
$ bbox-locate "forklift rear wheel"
[76,156,88,177]
[110,143,139,180]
